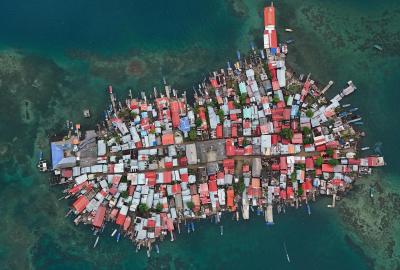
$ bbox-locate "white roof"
[75,173,88,185]
[97,140,106,156]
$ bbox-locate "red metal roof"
[162,133,174,145]
[216,124,223,138]
[210,79,219,88]
[287,187,294,198]
[92,206,106,228]
[163,171,172,184]
[280,156,287,170]
[305,157,315,170]
[223,159,235,169]
[280,189,287,199]
[170,101,180,128]
[72,196,89,213]
[264,5,275,27]
[270,29,278,48]
[208,180,218,192]
[322,164,334,173]
[116,212,126,225]
[227,188,234,208]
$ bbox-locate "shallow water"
[0,0,399,269]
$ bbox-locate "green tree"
[187,201,195,210]
[265,67,272,79]
[297,186,304,196]
[302,127,312,135]
[306,109,314,118]
[290,172,297,182]
[233,178,245,194]
[242,138,250,147]
[315,156,323,167]
[272,96,280,104]
[234,100,242,109]
[130,111,137,120]
[188,129,197,141]
[195,118,203,127]
[208,87,216,96]
[155,202,163,213]
[240,94,247,105]
[138,203,149,214]
[193,105,200,114]
[303,137,314,145]
[217,109,225,123]
[280,128,293,140]
[120,175,127,183]
[120,190,129,198]
[328,158,339,166]
[326,148,334,157]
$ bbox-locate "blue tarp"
[179,117,191,133]
[51,143,64,168]
[291,105,299,118]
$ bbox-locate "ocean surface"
[0,0,399,269]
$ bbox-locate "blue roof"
[179,117,191,133]
[291,105,299,117]
[51,142,64,168]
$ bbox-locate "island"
[43,3,384,256]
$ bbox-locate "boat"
[354,122,364,125]
[155,244,160,254]
[93,236,100,248]
[348,107,359,112]
[116,232,121,242]
[190,222,195,232]
[250,41,255,51]
[37,151,48,172]
[265,205,274,225]
[370,186,375,198]
[285,28,294,32]
[220,225,224,236]
[306,203,311,215]
[283,242,291,263]
[373,44,383,51]
[286,39,295,44]
[236,50,241,60]
[242,191,249,220]
[342,104,351,108]
[361,146,370,151]
[111,229,117,237]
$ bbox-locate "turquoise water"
[0,0,399,269]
